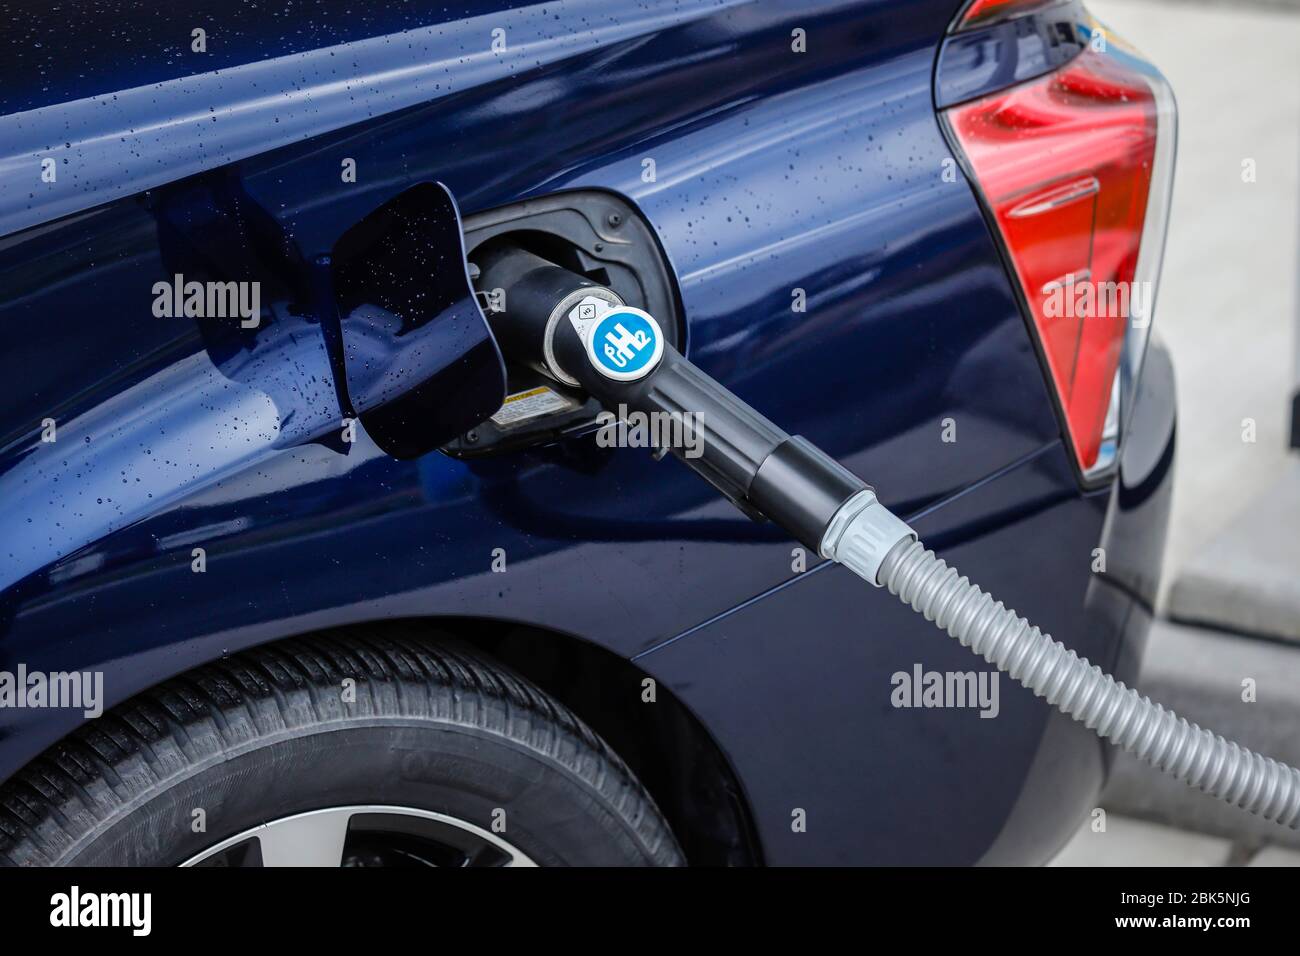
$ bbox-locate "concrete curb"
[1167,462,1300,643]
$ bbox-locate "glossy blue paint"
[642,443,1107,865]
[0,0,744,237]
[0,0,1176,865]
[640,356,1175,863]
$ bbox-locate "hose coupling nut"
[819,489,916,587]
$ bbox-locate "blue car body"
[0,0,1174,864]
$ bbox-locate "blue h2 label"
[586,308,664,381]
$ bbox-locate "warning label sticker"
[489,386,575,428]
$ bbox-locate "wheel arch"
[374,615,763,867]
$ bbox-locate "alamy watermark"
[891,663,1000,718]
[596,403,704,459]
[152,273,261,328]
[0,665,103,718]
[1041,275,1152,327]
[50,886,151,936]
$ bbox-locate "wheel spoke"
[254,808,354,867]
[496,843,537,868]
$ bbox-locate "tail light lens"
[943,34,1176,475]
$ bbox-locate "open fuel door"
[150,173,506,462]
[327,182,506,459]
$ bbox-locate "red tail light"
[944,39,1175,474]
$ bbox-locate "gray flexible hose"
[877,537,1300,828]
[819,490,1300,828]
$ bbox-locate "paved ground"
[1046,0,1300,867]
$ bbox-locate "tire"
[0,629,684,866]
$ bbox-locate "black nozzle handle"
[474,243,866,548]
[549,307,866,548]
